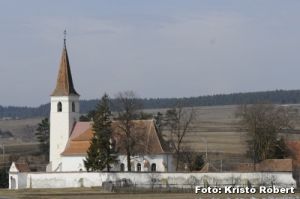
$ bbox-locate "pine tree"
[84,136,102,171]
[0,168,8,188]
[35,118,50,161]
[84,94,117,171]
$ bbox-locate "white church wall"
[166,154,175,172]
[60,154,174,172]
[116,155,168,172]
[122,154,174,172]
[9,171,296,189]
[61,156,86,171]
[50,95,79,171]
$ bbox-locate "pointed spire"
[51,31,79,96]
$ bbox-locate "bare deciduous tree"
[236,102,297,165]
[114,91,142,171]
[165,102,196,170]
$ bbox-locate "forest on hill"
[1,89,300,119]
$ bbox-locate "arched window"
[120,163,125,172]
[57,102,62,112]
[136,163,141,172]
[151,163,156,172]
[72,102,75,112]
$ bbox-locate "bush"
[193,155,205,171]
[0,168,8,188]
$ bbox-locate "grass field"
[0,188,298,199]
[0,117,42,143]
[151,104,300,156]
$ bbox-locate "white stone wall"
[9,173,28,189]
[50,95,79,171]
[9,171,296,189]
[9,173,18,189]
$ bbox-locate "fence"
[102,176,294,193]
[208,159,252,172]
[108,183,197,193]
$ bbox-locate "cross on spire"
[64,30,67,47]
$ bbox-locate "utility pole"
[200,137,208,161]
[220,159,223,172]
[0,144,4,163]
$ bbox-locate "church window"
[72,102,75,112]
[57,102,62,112]
[151,163,156,172]
[137,163,141,172]
[120,163,125,172]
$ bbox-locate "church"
[47,39,174,172]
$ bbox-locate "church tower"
[49,34,80,171]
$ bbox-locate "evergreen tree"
[84,136,102,171]
[84,94,117,171]
[35,118,50,161]
[0,168,8,188]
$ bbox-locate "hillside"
[2,104,300,153]
[1,104,300,171]
[2,89,300,119]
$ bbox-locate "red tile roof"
[286,140,300,168]
[62,120,167,156]
[233,159,293,172]
[15,162,30,172]
[51,44,79,96]
[256,159,292,172]
[70,122,91,140]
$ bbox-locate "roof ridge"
[150,121,165,153]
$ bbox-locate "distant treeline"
[1,89,300,119]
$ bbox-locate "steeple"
[51,31,79,96]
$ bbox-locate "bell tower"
[49,32,80,171]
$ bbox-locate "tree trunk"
[107,150,110,172]
[127,151,131,171]
[176,151,180,171]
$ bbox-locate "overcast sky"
[1,0,300,106]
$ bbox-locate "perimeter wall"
[9,171,296,189]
